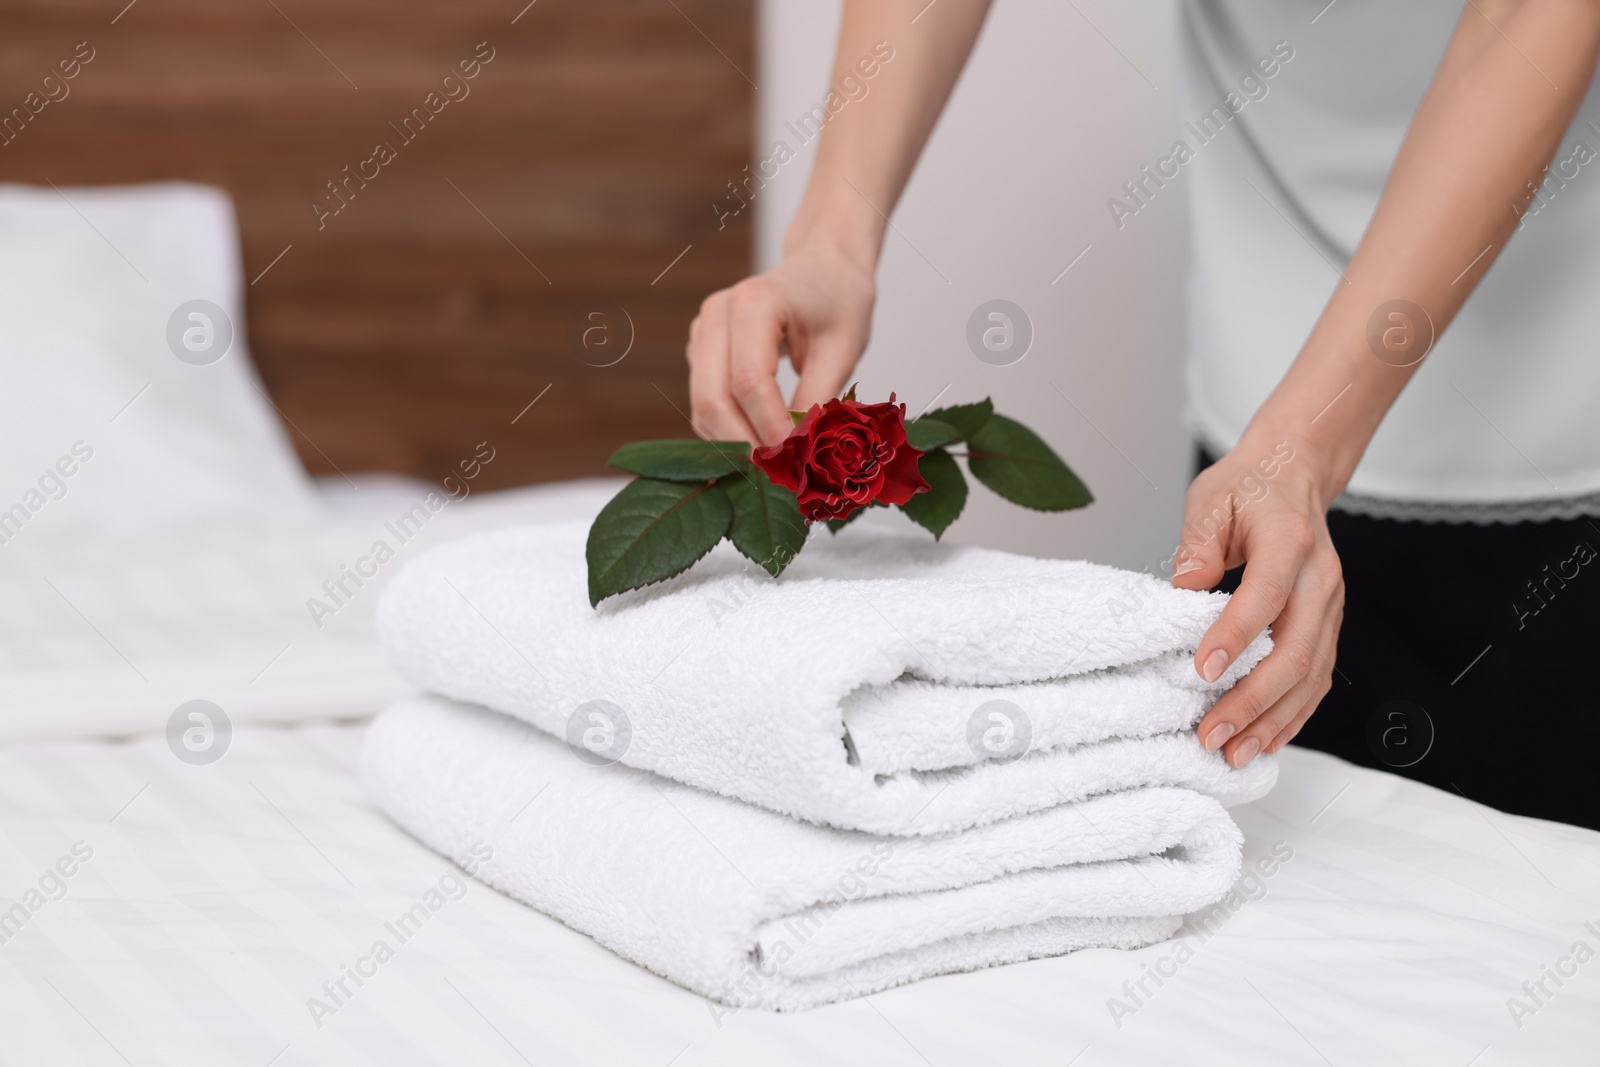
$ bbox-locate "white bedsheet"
[1,719,1595,1066]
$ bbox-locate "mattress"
[2,480,1597,1064]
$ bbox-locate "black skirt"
[1195,447,1600,831]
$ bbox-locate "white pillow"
[0,478,628,742]
[0,181,318,542]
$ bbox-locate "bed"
[4,566,1597,1066]
[3,186,1596,1066]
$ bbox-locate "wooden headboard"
[2,0,753,490]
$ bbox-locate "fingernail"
[1232,736,1262,767]
[1203,721,1236,752]
[1172,556,1204,578]
[1200,648,1230,683]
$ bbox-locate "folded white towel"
[377,521,1276,834]
[361,696,1249,1011]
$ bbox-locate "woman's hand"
[686,242,877,447]
[1171,436,1345,769]
[682,0,995,445]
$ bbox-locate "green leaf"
[903,417,961,452]
[788,409,807,427]
[897,448,968,539]
[966,414,1093,511]
[586,478,733,606]
[606,439,749,481]
[922,398,994,441]
[721,467,807,576]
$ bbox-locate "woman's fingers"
[1266,596,1343,754]
[687,244,877,446]
[1196,536,1342,767]
[1170,480,1237,593]
[687,289,760,444]
[1193,512,1314,685]
[1224,652,1328,767]
[790,335,858,415]
[1225,568,1340,768]
[1263,679,1322,757]
[1198,605,1317,762]
[726,278,795,446]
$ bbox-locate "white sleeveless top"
[1178,0,1600,522]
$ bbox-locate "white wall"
[755,0,1189,573]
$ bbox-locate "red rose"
[752,393,929,523]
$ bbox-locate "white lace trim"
[1330,489,1600,526]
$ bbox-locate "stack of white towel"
[361,520,1275,1010]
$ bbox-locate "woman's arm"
[1177,0,1600,767]
[686,0,992,445]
